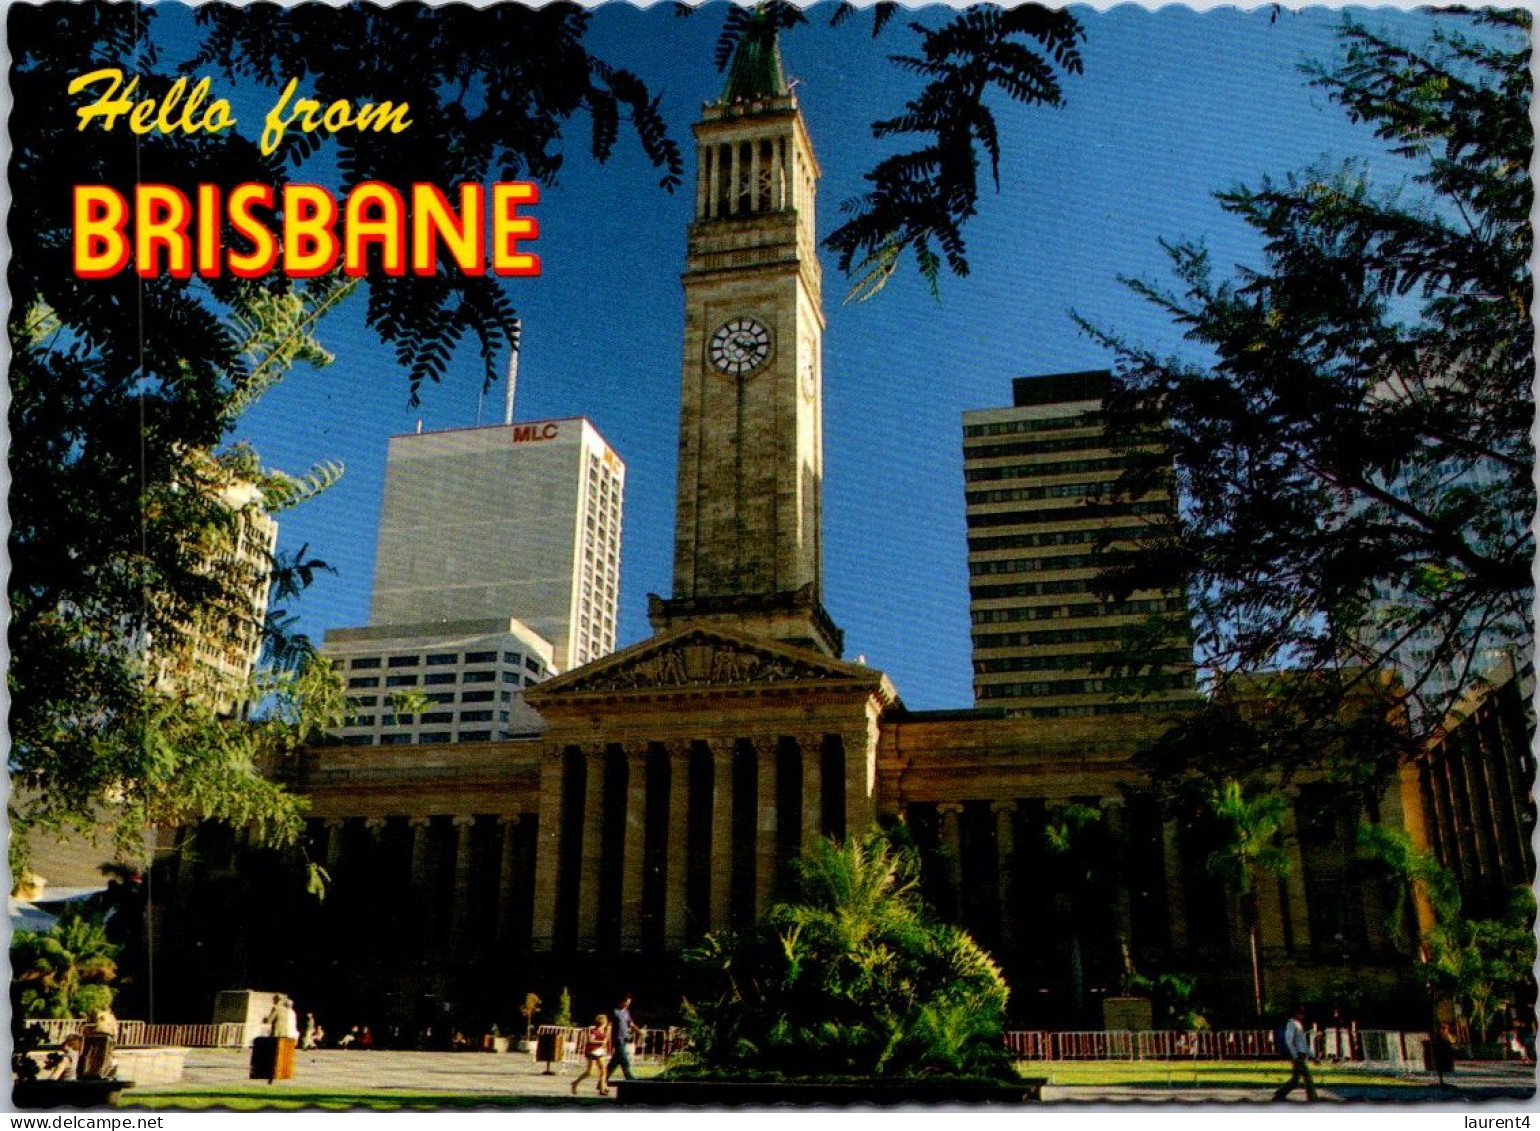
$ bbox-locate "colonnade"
[530,730,874,952]
[922,794,1329,969]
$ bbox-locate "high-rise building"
[149,474,278,715]
[962,371,1193,717]
[367,418,624,672]
[323,618,555,746]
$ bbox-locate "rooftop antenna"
[504,322,521,425]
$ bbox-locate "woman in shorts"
[570,1013,613,1096]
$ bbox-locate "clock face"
[709,318,772,377]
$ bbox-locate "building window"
[387,655,419,668]
[380,733,412,745]
[424,672,456,685]
[460,710,494,723]
[524,657,541,673]
[419,712,453,724]
[341,734,375,746]
[499,691,512,703]
[418,731,452,744]
[347,677,380,689]
[349,657,381,670]
[503,651,521,665]
[347,695,379,708]
[385,674,419,687]
[501,671,521,683]
[345,715,375,727]
[457,730,491,741]
[425,692,455,704]
[462,690,494,703]
[426,653,457,666]
[465,650,497,664]
[464,671,496,684]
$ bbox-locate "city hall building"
[149,33,1521,1034]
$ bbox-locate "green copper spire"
[720,8,789,104]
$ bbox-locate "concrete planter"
[614,1079,1046,1106]
[115,1047,188,1085]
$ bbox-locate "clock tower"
[649,17,842,657]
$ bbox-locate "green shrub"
[667,830,1015,1081]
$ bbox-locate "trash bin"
[535,1030,558,1073]
[250,1036,296,1081]
[78,1034,114,1081]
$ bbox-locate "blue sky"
[165,3,1443,709]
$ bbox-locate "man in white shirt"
[1273,1005,1318,1101]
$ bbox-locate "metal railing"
[21,1020,1431,1075]
[533,1024,685,1065]
[23,1020,246,1049]
[1005,1028,1430,1073]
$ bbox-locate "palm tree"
[11,909,120,1020]
[675,829,1014,1080]
[1204,780,1291,1019]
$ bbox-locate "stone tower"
[649,14,841,657]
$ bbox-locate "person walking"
[609,993,640,1082]
[570,1013,612,1096]
[1273,1005,1318,1102]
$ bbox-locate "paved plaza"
[123,1048,1537,1107]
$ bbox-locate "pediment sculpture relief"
[574,637,834,692]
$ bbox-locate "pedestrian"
[1272,1005,1318,1102]
[570,1013,612,1096]
[1430,1022,1457,1087]
[610,993,640,1082]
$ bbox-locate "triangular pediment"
[527,625,894,703]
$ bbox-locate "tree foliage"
[1078,12,1532,773]
[1358,824,1536,1042]
[825,4,1085,300]
[670,830,1015,1081]
[10,910,121,1021]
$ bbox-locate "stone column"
[1100,798,1134,955]
[408,816,433,892]
[708,739,735,933]
[799,734,822,852]
[495,815,521,949]
[577,747,607,950]
[324,818,346,876]
[753,737,779,918]
[664,742,692,948]
[620,748,649,950]
[749,141,761,212]
[773,137,786,210]
[530,751,566,951]
[938,802,964,923]
[449,815,477,955]
[1275,798,1311,954]
[843,722,877,840]
[993,801,1019,957]
[1161,818,1189,951]
[696,144,709,219]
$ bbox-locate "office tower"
[149,474,278,715]
[324,617,555,746]
[962,370,1192,717]
[367,418,624,672]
